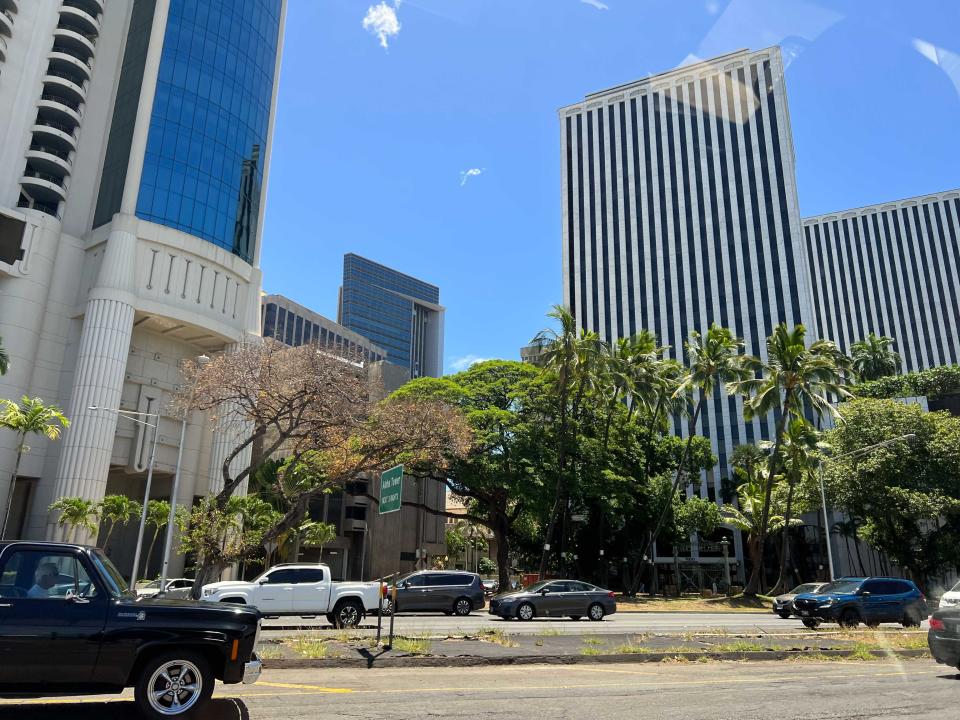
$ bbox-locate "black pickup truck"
[0,541,262,718]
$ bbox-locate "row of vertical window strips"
[804,195,960,374]
[339,297,413,367]
[260,303,384,363]
[561,58,806,493]
[343,258,440,305]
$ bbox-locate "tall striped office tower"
[559,47,814,515]
[804,189,960,372]
[0,0,285,578]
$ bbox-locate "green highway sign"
[379,464,404,514]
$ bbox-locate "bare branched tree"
[176,340,471,593]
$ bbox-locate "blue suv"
[792,577,927,629]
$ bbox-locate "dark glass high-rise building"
[339,253,444,378]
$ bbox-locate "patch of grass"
[582,636,605,646]
[613,642,649,655]
[580,647,602,656]
[479,629,518,648]
[391,635,432,655]
[333,630,363,644]
[536,628,562,637]
[287,635,329,659]
[848,643,877,661]
[712,641,765,653]
[256,645,284,660]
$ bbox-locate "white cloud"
[459,168,484,186]
[581,0,609,9]
[449,354,490,372]
[363,1,402,49]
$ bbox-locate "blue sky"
[260,0,960,374]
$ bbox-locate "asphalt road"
[1,660,955,719]
[261,611,931,636]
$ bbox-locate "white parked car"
[200,563,383,628]
[136,577,195,599]
[939,579,960,609]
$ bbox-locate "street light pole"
[89,406,159,584]
[818,433,914,582]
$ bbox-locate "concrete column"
[48,226,138,539]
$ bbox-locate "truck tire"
[134,650,213,719]
[334,599,364,629]
[839,608,860,629]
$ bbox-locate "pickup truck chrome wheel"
[135,652,213,719]
[335,600,363,628]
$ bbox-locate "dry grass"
[390,635,432,655]
[479,629,519,648]
[256,645,285,660]
[580,647,602,656]
[615,593,774,613]
[287,635,329,659]
[536,628,562,637]
[582,636,605,646]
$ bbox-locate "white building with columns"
[0,0,286,578]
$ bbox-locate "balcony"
[350,494,370,507]
[43,69,88,103]
[0,0,18,15]
[38,92,83,126]
[52,26,95,60]
[21,169,67,204]
[0,34,6,62]
[59,2,100,36]
[32,120,78,152]
[342,519,368,533]
[49,48,92,80]
[66,0,102,17]
[26,144,72,176]
[0,9,13,38]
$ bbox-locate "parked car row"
[774,577,928,629]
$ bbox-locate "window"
[0,550,98,600]
[261,569,296,584]
[861,580,884,594]
[567,581,594,592]
[292,568,325,583]
[403,573,427,588]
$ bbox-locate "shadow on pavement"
[0,698,250,719]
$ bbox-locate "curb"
[261,648,931,670]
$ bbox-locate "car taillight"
[608,591,616,599]
[381,584,388,597]
[929,617,945,631]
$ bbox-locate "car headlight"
[818,599,835,608]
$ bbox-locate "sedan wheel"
[454,597,473,617]
[517,602,535,621]
[588,603,605,621]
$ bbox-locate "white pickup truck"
[200,563,383,628]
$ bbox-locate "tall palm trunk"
[745,403,790,595]
[851,517,868,576]
[771,471,798,594]
[0,436,25,539]
[539,376,572,580]
[144,528,160,579]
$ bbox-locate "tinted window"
[261,569,295,584]
[547,581,572,592]
[292,568,325,583]
[861,580,885,594]
[427,574,454,587]
[568,582,594,592]
[819,580,863,594]
[403,574,427,588]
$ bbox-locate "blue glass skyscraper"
[339,253,445,378]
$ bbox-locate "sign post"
[379,464,403,648]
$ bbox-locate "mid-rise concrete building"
[0,0,285,580]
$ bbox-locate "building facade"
[0,0,285,579]
[559,47,812,533]
[256,292,445,581]
[338,253,445,378]
[261,293,386,361]
[804,189,960,371]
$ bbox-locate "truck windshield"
[91,549,134,598]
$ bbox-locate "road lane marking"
[254,682,353,693]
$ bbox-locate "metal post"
[818,463,836,582]
[388,582,397,649]
[130,416,160,584]
[721,539,731,588]
[376,575,383,645]
[158,416,187,595]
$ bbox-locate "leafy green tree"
[819,398,960,585]
[97,494,142,552]
[445,525,468,557]
[477,556,497,576]
[721,476,798,583]
[298,520,336,553]
[1,397,70,537]
[730,323,851,594]
[49,497,98,544]
[851,332,901,381]
[642,324,751,568]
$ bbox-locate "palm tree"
[49,497,99,543]
[769,419,820,593]
[851,332,901,380]
[728,323,851,594]
[721,476,798,582]
[637,325,752,588]
[0,337,9,375]
[532,305,603,579]
[142,499,171,579]
[299,520,337,554]
[0,396,70,537]
[97,495,142,553]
